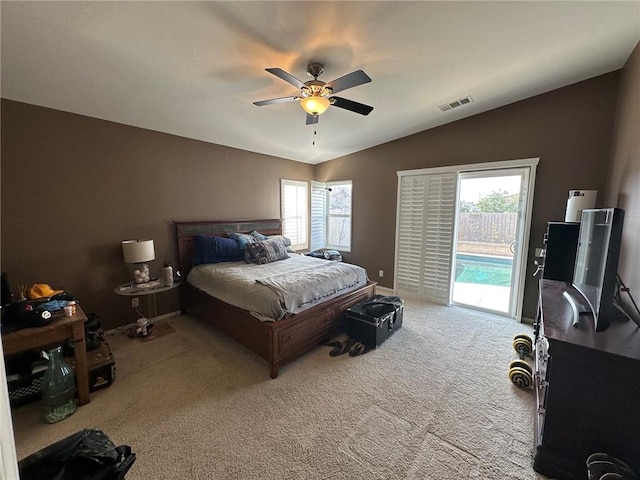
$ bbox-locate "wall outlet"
[131,297,139,308]
[379,270,384,278]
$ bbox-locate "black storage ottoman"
[346,295,403,347]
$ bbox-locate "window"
[310,182,326,251]
[280,179,308,250]
[310,180,352,252]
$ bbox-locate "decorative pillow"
[250,231,292,247]
[251,230,296,248]
[193,235,244,265]
[228,232,257,250]
[250,230,268,241]
[268,235,292,246]
[270,235,292,247]
[244,238,290,264]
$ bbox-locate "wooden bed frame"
[174,219,376,378]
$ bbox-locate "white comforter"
[187,254,368,321]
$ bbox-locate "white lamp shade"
[122,240,155,264]
[300,96,330,115]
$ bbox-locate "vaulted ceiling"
[2,1,639,164]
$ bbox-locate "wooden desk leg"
[71,322,90,405]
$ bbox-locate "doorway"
[451,168,531,317]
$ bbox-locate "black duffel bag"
[18,429,135,480]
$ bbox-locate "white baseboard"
[375,286,394,296]
[106,310,182,335]
[155,310,182,322]
[520,316,536,325]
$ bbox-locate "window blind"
[396,172,456,303]
[281,179,308,250]
[396,175,426,295]
[310,181,326,251]
[422,173,456,302]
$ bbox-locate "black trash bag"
[18,429,136,480]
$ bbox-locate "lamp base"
[130,263,151,284]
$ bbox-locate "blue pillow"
[228,232,257,250]
[250,230,268,241]
[193,235,244,265]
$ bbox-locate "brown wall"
[0,69,629,327]
[315,72,621,320]
[1,100,313,329]
[606,42,640,319]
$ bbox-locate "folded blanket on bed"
[256,262,365,314]
[187,254,368,321]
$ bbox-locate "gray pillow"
[244,238,290,264]
[250,231,292,247]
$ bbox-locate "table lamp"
[122,239,155,284]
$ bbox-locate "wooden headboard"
[173,219,283,277]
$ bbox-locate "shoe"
[349,342,372,357]
[330,338,356,356]
[320,339,341,354]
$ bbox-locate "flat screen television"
[572,207,624,332]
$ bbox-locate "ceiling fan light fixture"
[254,64,373,124]
[300,96,330,115]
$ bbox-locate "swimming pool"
[455,253,513,286]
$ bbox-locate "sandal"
[330,338,356,357]
[349,342,372,357]
[319,339,343,356]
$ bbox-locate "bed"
[174,219,376,378]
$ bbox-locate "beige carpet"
[11,299,546,479]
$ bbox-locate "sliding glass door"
[451,168,531,317]
[395,159,537,321]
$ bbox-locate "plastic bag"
[18,429,135,480]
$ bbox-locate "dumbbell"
[508,334,533,388]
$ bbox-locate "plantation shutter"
[281,179,308,250]
[310,181,326,251]
[396,172,457,304]
[422,173,456,302]
[396,175,426,295]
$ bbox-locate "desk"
[2,306,90,405]
[114,280,181,319]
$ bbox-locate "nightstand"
[114,280,181,320]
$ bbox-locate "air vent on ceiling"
[438,95,473,112]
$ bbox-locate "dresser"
[533,280,640,479]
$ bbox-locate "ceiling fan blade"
[305,113,319,125]
[253,96,299,107]
[265,68,306,89]
[326,70,371,94]
[330,97,374,116]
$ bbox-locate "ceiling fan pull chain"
[313,129,317,146]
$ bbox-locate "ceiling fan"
[253,62,373,125]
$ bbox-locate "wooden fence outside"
[456,213,517,257]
